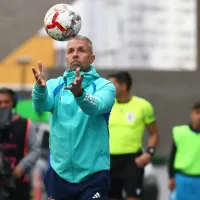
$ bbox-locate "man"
[0,87,40,200]
[168,102,200,200]
[108,72,159,200]
[32,35,116,200]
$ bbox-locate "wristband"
[146,147,156,156]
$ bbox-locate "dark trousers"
[44,166,110,200]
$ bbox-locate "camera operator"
[0,87,40,200]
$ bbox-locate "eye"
[67,49,73,54]
[79,47,85,52]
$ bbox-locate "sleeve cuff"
[74,90,87,102]
[33,84,47,93]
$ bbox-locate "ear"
[121,83,128,91]
[90,55,95,64]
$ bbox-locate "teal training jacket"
[32,65,116,183]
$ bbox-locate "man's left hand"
[135,153,152,168]
[65,68,84,96]
[12,165,24,179]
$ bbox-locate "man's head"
[66,35,95,71]
[0,88,17,108]
[190,102,200,127]
[108,71,132,98]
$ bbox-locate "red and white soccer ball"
[44,4,82,41]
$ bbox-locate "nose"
[0,102,8,108]
[72,50,78,58]
[0,104,6,108]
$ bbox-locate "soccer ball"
[44,4,81,41]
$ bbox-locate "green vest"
[173,125,200,175]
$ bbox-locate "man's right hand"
[32,61,46,88]
[168,178,175,190]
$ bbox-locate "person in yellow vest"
[168,102,200,200]
[108,71,159,200]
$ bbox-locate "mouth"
[71,61,80,64]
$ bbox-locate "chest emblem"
[126,112,135,123]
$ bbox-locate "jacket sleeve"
[75,81,116,116]
[18,121,40,172]
[168,138,177,178]
[32,80,54,112]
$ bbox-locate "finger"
[138,163,145,168]
[32,68,39,81]
[79,74,84,82]
[64,86,73,90]
[38,61,43,73]
[37,77,43,84]
[35,74,40,81]
[135,159,140,166]
[76,68,80,78]
[75,74,83,85]
[32,67,37,76]
[136,162,142,168]
[135,159,144,168]
[71,82,77,87]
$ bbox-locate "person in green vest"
[108,71,159,200]
[168,102,200,200]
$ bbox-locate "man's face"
[0,93,13,108]
[66,39,95,71]
[191,108,200,126]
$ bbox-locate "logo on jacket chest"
[126,112,135,123]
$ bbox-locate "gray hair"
[69,35,93,53]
